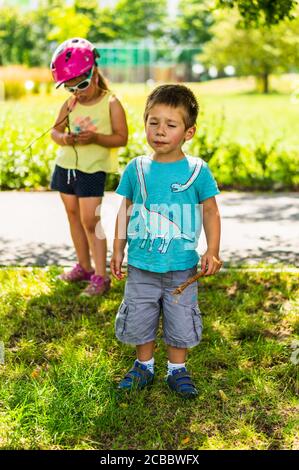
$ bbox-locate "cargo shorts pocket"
[115,300,136,338]
[191,306,203,343]
[115,300,129,337]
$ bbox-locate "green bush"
[186,115,298,191]
[0,107,55,189]
[4,81,26,100]
[0,101,298,191]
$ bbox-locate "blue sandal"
[118,361,154,390]
[166,368,198,399]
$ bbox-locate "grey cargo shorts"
[115,264,203,348]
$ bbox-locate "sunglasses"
[64,67,94,93]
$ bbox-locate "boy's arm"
[201,196,222,276]
[110,197,132,280]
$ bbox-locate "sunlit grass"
[0,267,298,449]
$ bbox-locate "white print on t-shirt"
[128,157,201,254]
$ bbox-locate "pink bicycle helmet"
[50,37,99,88]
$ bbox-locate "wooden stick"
[173,258,223,296]
[172,271,206,295]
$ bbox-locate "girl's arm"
[51,100,77,146]
[110,197,132,280]
[76,96,128,147]
[201,196,222,276]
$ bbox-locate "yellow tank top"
[55,91,118,173]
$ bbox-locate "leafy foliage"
[200,10,299,93]
[0,89,298,191]
[217,0,298,26]
[0,0,167,67]
[1,0,298,72]
[173,0,214,45]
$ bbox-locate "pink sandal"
[80,274,111,297]
[58,263,94,282]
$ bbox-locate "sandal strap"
[167,369,198,395]
[119,362,153,389]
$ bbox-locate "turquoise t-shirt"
[116,155,220,273]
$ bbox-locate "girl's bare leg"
[79,196,107,277]
[60,193,92,271]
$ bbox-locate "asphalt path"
[0,191,298,267]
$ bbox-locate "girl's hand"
[110,251,125,280]
[63,133,77,146]
[75,131,97,145]
[200,250,222,276]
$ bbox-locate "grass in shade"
[0,267,298,449]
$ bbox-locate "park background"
[0,0,298,451]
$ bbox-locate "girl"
[50,37,128,296]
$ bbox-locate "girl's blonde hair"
[96,68,109,91]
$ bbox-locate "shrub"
[0,100,298,191]
[4,81,26,100]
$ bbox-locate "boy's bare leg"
[167,345,187,364]
[136,344,187,363]
[136,341,155,361]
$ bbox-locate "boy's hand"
[201,250,222,276]
[110,251,125,280]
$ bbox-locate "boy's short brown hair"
[144,84,199,129]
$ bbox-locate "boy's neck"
[152,149,185,163]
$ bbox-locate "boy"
[110,84,221,398]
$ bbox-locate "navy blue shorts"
[51,165,106,197]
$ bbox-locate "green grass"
[3,78,299,152]
[0,268,298,450]
[116,79,299,150]
[199,93,299,150]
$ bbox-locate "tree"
[105,0,167,41]
[25,2,59,66]
[0,7,27,64]
[0,0,168,66]
[0,0,83,66]
[200,10,299,93]
[47,5,91,44]
[169,0,214,81]
[73,0,103,43]
[174,0,214,45]
[217,0,298,26]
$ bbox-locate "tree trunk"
[262,72,269,94]
[256,73,270,94]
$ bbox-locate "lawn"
[0,267,298,450]
[3,77,299,149]
[1,78,298,450]
[116,80,299,151]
